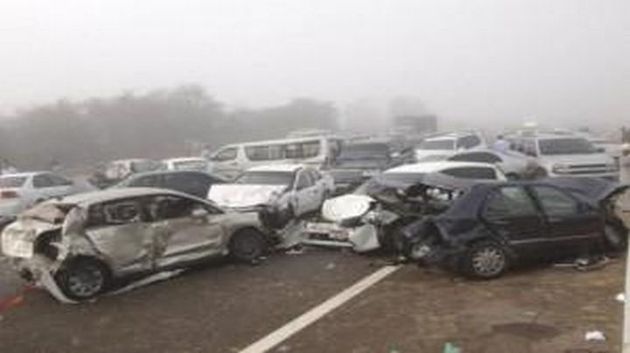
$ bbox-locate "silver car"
[1,188,269,301]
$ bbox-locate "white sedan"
[0,172,93,223]
[208,164,333,218]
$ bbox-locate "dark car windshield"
[539,138,597,155]
[0,176,27,188]
[236,171,294,186]
[418,140,455,150]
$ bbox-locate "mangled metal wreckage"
[301,172,475,252]
[399,177,630,278]
[1,188,271,302]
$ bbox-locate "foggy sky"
[1,0,629,127]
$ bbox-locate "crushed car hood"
[208,184,286,209]
[322,194,375,222]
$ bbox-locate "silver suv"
[506,133,619,180]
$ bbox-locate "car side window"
[442,167,497,180]
[484,186,538,219]
[32,174,54,188]
[147,195,203,221]
[90,200,143,226]
[212,147,238,162]
[530,186,580,218]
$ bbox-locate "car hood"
[538,153,614,165]
[208,184,287,209]
[321,194,375,222]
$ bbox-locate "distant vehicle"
[446,149,536,180]
[104,159,164,182]
[402,178,630,279]
[115,170,226,199]
[208,164,333,219]
[506,133,619,180]
[208,136,342,180]
[1,188,270,300]
[0,172,93,224]
[328,142,400,194]
[415,132,486,162]
[162,157,209,172]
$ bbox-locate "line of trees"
[0,85,339,170]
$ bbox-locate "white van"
[208,136,342,180]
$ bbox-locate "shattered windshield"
[0,176,27,188]
[418,139,455,150]
[236,171,294,186]
[539,138,598,155]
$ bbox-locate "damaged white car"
[208,164,334,219]
[1,188,270,301]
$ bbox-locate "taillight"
[0,190,19,199]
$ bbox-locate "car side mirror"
[191,207,209,218]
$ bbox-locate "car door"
[146,195,226,268]
[528,185,602,255]
[481,186,548,256]
[84,198,155,274]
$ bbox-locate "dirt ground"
[0,247,624,353]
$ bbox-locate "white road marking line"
[238,265,401,353]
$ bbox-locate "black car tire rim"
[471,247,506,277]
[65,264,105,298]
[232,232,263,261]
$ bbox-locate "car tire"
[229,229,267,263]
[604,223,627,252]
[55,257,111,301]
[460,241,509,279]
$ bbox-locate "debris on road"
[584,330,606,342]
[325,262,336,270]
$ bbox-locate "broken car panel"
[1,188,270,301]
[400,178,630,279]
[302,172,476,253]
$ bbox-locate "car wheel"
[229,229,267,263]
[604,223,627,252]
[461,241,508,279]
[55,258,111,301]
